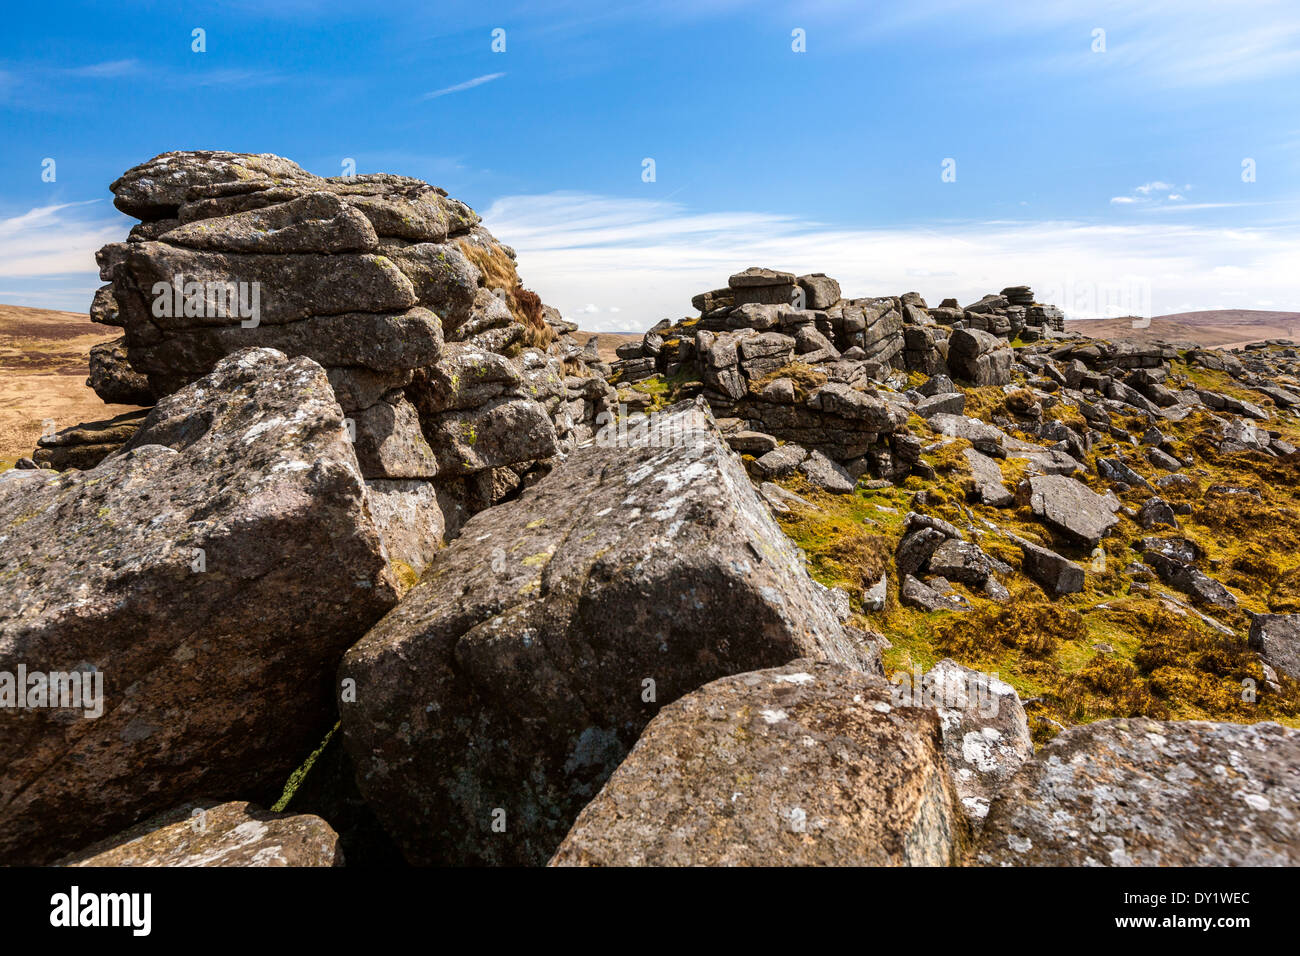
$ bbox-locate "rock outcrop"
[42,151,619,548]
[8,152,1300,870]
[339,402,877,865]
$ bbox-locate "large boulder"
[797,273,841,310]
[420,397,558,476]
[111,151,478,242]
[60,801,342,867]
[1143,549,1239,611]
[948,328,1012,386]
[1016,536,1085,595]
[728,266,797,307]
[158,191,379,254]
[0,348,400,865]
[127,307,444,398]
[550,660,966,866]
[963,447,1013,506]
[339,402,875,865]
[116,242,418,330]
[975,719,1300,865]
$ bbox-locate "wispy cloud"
[484,192,1300,330]
[0,201,122,280]
[1111,181,1193,206]
[186,68,284,89]
[421,72,505,101]
[63,59,142,78]
[854,0,1300,90]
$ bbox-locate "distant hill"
[1066,309,1300,348]
[568,330,642,362]
[0,304,140,466]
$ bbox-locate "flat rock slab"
[550,660,966,866]
[963,447,1013,506]
[1015,535,1085,595]
[340,402,874,866]
[0,348,399,865]
[61,801,342,867]
[1018,473,1118,547]
[975,718,1300,866]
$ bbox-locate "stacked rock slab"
[0,349,400,865]
[41,151,621,552]
[339,402,877,865]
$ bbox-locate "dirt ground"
[0,304,142,467]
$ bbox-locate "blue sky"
[2,0,1298,329]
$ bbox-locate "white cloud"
[483,192,1300,331]
[1113,181,1202,207]
[421,72,505,100]
[0,201,123,279]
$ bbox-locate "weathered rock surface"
[901,574,970,612]
[948,329,1012,386]
[1248,614,1300,680]
[0,349,399,865]
[550,660,966,866]
[339,403,875,865]
[363,478,445,575]
[975,719,1300,865]
[60,801,342,867]
[1143,549,1239,611]
[918,660,1034,824]
[87,337,153,406]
